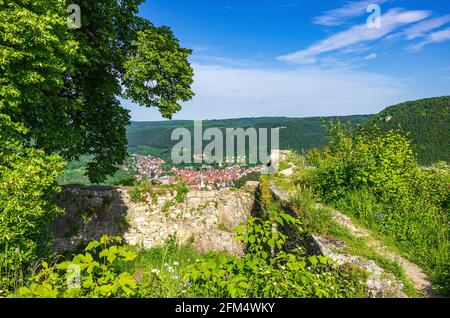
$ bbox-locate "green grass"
[304,202,418,297]
[117,238,223,298]
[331,189,450,295]
[274,178,420,297]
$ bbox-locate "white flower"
[173,261,179,266]
[151,269,160,274]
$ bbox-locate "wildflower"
[151,269,160,275]
[173,261,179,266]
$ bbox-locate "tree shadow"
[51,185,130,252]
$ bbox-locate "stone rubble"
[312,235,407,298]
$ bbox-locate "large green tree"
[0,0,194,183]
[0,0,194,287]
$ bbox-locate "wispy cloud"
[402,14,450,40]
[123,57,448,120]
[278,8,431,64]
[406,27,450,51]
[171,62,413,119]
[312,0,388,26]
[363,52,378,60]
[191,55,262,68]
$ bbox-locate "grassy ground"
[270,171,420,297]
[117,238,226,298]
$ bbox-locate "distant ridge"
[364,96,450,164]
[127,115,372,162]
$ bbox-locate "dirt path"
[316,203,435,298]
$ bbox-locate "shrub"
[183,209,366,298]
[175,182,189,203]
[12,236,138,298]
[303,120,450,295]
[128,181,153,203]
[306,121,417,202]
[1,116,65,292]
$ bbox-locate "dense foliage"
[8,209,366,298]
[183,208,365,298]
[0,115,65,291]
[13,236,138,298]
[302,121,450,294]
[0,0,193,294]
[364,96,450,165]
[0,0,194,183]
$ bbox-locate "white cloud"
[124,59,450,121]
[363,53,378,60]
[278,9,431,64]
[313,0,388,26]
[166,63,413,119]
[407,27,450,51]
[428,27,450,42]
[191,55,258,68]
[402,14,450,40]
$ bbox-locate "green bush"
[183,209,366,298]
[1,115,65,292]
[8,212,366,298]
[12,236,138,298]
[128,181,153,203]
[303,120,450,295]
[175,182,189,203]
[306,121,416,202]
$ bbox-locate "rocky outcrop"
[312,235,406,298]
[52,183,257,256]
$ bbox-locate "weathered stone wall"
[52,183,258,256]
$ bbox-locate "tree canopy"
[364,96,450,165]
[0,0,194,183]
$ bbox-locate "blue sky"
[125,0,450,121]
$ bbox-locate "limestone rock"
[52,185,256,256]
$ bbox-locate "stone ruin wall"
[52,182,259,256]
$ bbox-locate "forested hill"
[126,115,372,161]
[364,96,450,165]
